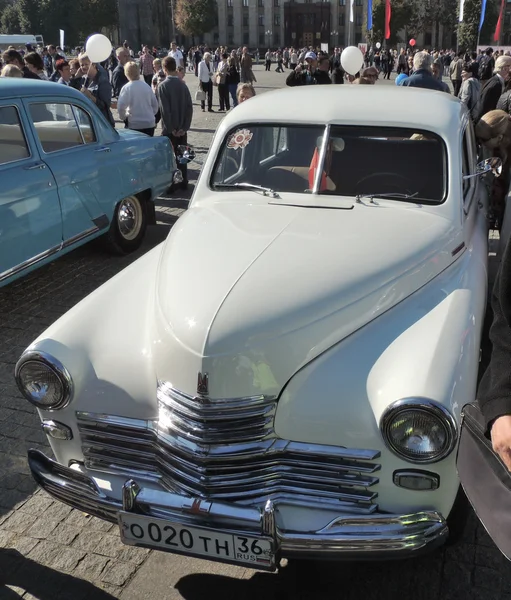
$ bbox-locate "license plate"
[119,512,276,571]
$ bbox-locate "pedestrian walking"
[117,61,159,136]
[156,56,193,189]
[226,56,240,107]
[240,47,256,83]
[140,46,155,86]
[215,53,230,112]
[265,49,272,72]
[112,47,130,97]
[449,52,463,97]
[78,52,115,126]
[459,62,481,121]
[275,52,284,73]
[198,52,214,112]
[474,55,511,122]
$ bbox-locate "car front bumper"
[28,449,448,564]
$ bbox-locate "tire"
[104,195,147,255]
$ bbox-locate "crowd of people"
[0,40,260,189]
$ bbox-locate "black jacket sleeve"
[286,70,303,87]
[478,237,511,431]
[497,90,511,114]
[477,79,502,122]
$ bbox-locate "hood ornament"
[197,372,209,397]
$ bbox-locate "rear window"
[211,124,447,204]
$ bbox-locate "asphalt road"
[0,66,507,600]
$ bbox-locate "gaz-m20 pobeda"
[15,86,495,570]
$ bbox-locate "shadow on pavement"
[0,549,117,599]
[174,556,437,600]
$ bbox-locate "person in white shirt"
[117,61,159,136]
[198,52,214,112]
[168,42,184,69]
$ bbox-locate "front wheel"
[104,195,147,255]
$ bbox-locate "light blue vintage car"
[0,79,178,287]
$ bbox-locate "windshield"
[211,124,447,204]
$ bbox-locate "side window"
[72,106,96,144]
[0,106,30,165]
[29,103,84,153]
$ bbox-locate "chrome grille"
[157,381,276,444]
[77,383,381,513]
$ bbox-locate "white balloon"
[85,34,112,63]
[376,42,382,49]
[340,46,364,76]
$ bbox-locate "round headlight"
[380,398,457,463]
[15,351,73,410]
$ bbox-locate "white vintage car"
[15,86,496,571]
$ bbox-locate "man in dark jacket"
[156,56,193,190]
[474,55,511,123]
[112,47,130,97]
[1,50,40,79]
[479,236,511,470]
[400,52,450,92]
[286,52,331,86]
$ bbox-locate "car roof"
[223,85,465,138]
[0,79,85,101]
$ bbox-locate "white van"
[0,34,44,50]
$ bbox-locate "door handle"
[24,163,46,170]
[95,147,111,153]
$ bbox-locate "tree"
[370,0,414,46]
[0,3,21,33]
[174,0,217,39]
[457,0,499,50]
[16,0,42,33]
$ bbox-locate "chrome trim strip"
[62,225,100,249]
[76,411,381,509]
[15,350,74,411]
[380,397,457,464]
[0,243,62,283]
[312,124,331,195]
[28,449,448,561]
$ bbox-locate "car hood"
[153,199,460,399]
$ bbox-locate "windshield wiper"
[356,192,419,203]
[215,183,280,198]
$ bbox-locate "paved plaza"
[0,66,509,599]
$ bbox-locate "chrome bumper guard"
[28,449,449,560]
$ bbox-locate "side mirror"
[464,157,503,180]
[176,145,196,165]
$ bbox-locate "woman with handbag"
[226,56,241,108]
[216,53,230,112]
[197,52,213,112]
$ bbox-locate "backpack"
[479,55,493,80]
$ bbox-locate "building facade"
[176,0,367,51]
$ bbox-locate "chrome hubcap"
[118,197,142,241]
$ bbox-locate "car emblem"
[197,372,209,397]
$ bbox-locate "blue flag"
[367,0,373,30]
[479,0,487,31]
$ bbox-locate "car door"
[24,99,111,245]
[0,101,62,285]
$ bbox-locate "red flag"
[385,0,392,40]
[494,0,505,42]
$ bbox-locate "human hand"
[491,415,511,470]
[295,64,302,73]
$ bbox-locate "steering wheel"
[355,172,415,196]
